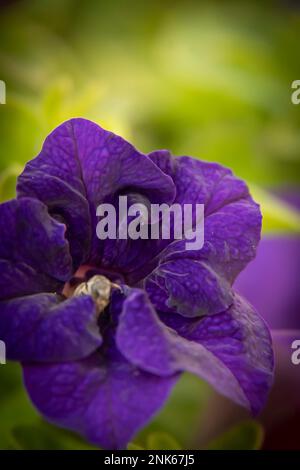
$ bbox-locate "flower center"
[62,267,121,316]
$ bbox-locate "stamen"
[74,275,121,315]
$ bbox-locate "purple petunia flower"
[0,118,274,449]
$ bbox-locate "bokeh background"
[0,0,300,450]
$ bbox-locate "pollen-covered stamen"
[74,275,121,315]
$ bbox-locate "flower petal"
[0,197,72,300]
[23,339,178,450]
[116,288,184,374]
[17,119,175,267]
[144,155,261,317]
[0,294,101,362]
[148,152,248,211]
[161,294,274,414]
[145,258,233,318]
[117,289,273,414]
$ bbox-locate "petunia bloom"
[0,118,274,449]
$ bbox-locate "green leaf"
[127,442,145,450]
[0,365,99,450]
[206,420,264,450]
[250,185,300,234]
[146,432,182,450]
[135,373,211,449]
[12,421,99,450]
[12,424,63,450]
[0,362,39,449]
[0,164,22,202]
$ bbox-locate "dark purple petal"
[23,341,178,450]
[0,197,72,300]
[165,198,261,280]
[149,153,249,211]
[161,294,274,414]
[0,294,101,362]
[17,119,176,267]
[148,150,176,176]
[117,289,273,414]
[99,193,152,273]
[116,288,183,375]
[144,155,261,317]
[145,258,233,318]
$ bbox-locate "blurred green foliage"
[206,420,264,450]
[1,0,300,188]
[1,0,300,229]
[0,0,300,450]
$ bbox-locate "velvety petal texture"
[0,197,72,300]
[117,290,274,414]
[23,337,178,450]
[145,154,261,317]
[161,294,274,414]
[0,119,273,450]
[0,294,101,362]
[17,119,175,268]
[145,258,233,318]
